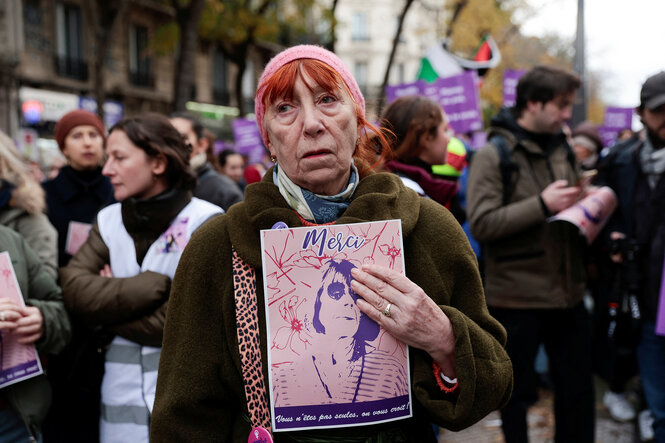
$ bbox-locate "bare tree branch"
[445,0,469,40]
[377,0,415,117]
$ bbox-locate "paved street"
[439,385,639,443]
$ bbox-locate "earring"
[270,155,277,163]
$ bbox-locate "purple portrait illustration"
[273,259,408,407]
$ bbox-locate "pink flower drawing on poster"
[378,233,402,269]
[271,294,312,356]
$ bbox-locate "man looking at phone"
[467,65,593,443]
[598,71,665,442]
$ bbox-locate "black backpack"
[489,134,576,206]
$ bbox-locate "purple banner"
[421,81,440,102]
[78,97,124,129]
[433,71,483,134]
[385,73,482,134]
[232,118,264,165]
[598,126,620,148]
[385,81,424,105]
[274,395,411,430]
[503,69,526,107]
[212,140,228,156]
[471,131,487,150]
[603,107,633,130]
[657,257,665,336]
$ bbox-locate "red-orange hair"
[258,59,392,177]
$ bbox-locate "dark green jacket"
[151,172,512,442]
[0,225,71,438]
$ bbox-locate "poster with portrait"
[260,219,412,432]
[0,252,44,389]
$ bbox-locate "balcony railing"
[54,55,88,81]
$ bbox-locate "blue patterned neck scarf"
[273,164,359,223]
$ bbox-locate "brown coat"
[60,223,170,346]
[467,124,586,309]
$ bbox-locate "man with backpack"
[467,65,592,442]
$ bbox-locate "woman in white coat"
[60,113,222,443]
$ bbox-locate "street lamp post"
[571,0,587,127]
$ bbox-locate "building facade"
[333,0,446,118]
[0,0,258,158]
[0,0,446,163]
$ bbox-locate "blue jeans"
[637,322,665,443]
[0,406,40,443]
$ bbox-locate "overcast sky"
[518,0,665,108]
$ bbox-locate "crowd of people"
[0,43,663,443]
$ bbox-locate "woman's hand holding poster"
[0,251,43,389]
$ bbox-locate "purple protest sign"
[503,69,525,107]
[421,81,440,102]
[603,107,633,130]
[433,71,483,134]
[657,259,665,336]
[78,97,124,129]
[232,118,265,165]
[598,126,620,148]
[212,140,228,156]
[470,131,487,150]
[385,81,424,105]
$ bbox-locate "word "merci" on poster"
[302,228,365,257]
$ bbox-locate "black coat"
[598,135,665,323]
[193,162,243,211]
[43,166,115,266]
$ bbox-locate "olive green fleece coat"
[151,172,512,442]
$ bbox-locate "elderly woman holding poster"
[152,45,512,442]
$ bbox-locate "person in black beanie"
[41,109,114,443]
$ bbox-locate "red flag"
[473,39,491,62]
[472,35,492,62]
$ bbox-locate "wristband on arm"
[432,362,459,394]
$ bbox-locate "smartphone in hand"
[575,169,598,188]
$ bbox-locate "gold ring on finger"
[382,302,392,318]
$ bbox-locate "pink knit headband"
[254,45,365,148]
